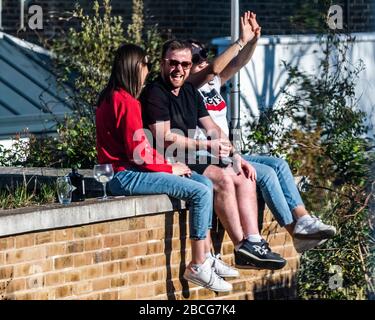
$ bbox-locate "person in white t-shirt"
[187,11,336,253]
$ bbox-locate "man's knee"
[204,166,234,191]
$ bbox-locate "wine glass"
[56,176,76,205]
[93,164,114,200]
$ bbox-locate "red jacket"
[96,88,172,173]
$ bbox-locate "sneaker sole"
[236,250,286,270]
[215,273,240,278]
[293,229,336,240]
[295,239,328,253]
[183,275,232,292]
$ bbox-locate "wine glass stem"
[102,182,107,199]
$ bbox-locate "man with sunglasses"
[141,38,287,285]
[187,11,337,254]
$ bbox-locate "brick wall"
[1,0,374,44]
[0,208,298,300]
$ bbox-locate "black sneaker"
[234,239,286,270]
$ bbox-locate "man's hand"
[248,12,261,43]
[209,138,232,158]
[232,154,257,181]
[239,11,254,45]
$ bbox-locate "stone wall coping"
[0,195,186,237]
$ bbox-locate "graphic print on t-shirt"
[201,88,226,111]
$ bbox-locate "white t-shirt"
[195,75,229,140]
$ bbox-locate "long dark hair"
[98,43,148,105]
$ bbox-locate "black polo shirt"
[140,76,209,137]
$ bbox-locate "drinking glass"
[93,164,114,200]
[56,176,75,205]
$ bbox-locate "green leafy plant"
[247,3,374,299]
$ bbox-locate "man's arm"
[220,12,261,83]
[188,11,256,89]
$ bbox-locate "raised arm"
[219,12,261,83]
[188,11,261,88]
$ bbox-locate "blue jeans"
[242,155,305,227]
[108,170,213,240]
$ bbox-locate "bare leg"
[293,205,309,219]
[204,230,212,254]
[190,239,206,265]
[230,167,259,236]
[204,165,244,246]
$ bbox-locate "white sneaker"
[183,258,233,292]
[208,253,239,278]
[293,238,328,253]
[293,215,336,240]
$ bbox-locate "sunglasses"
[192,48,208,64]
[164,59,192,70]
[141,56,152,70]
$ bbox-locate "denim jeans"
[108,170,213,240]
[242,155,305,227]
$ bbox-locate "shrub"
[247,2,374,299]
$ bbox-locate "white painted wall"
[213,32,375,140]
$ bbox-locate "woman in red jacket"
[95,44,232,292]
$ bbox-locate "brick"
[46,243,66,257]
[93,249,112,264]
[129,217,145,230]
[147,269,164,282]
[0,237,15,250]
[110,275,128,288]
[55,229,73,242]
[119,258,137,272]
[73,226,93,239]
[15,234,35,248]
[92,278,111,291]
[84,237,103,251]
[101,291,119,300]
[65,270,82,283]
[103,235,121,248]
[72,282,92,295]
[66,241,84,254]
[136,256,155,269]
[6,247,46,264]
[147,241,164,255]
[136,284,155,299]
[110,220,129,233]
[45,272,65,286]
[119,287,136,299]
[144,215,165,228]
[0,253,4,265]
[103,262,120,276]
[5,278,26,293]
[127,243,147,257]
[35,232,54,245]
[32,291,50,300]
[81,266,103,280]
[54,256,73,270]
[13,261,52,278]
[73,253,93,267]
[0,266,13,280]
[120,231,139,245]
[110,247,128,261]
[92,223,110,235]
[55,285,73,299]
[128,271,147,286]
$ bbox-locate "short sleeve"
[196,88,209,119]
[140,84,171,126]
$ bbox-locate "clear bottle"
[68,168,86,202]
